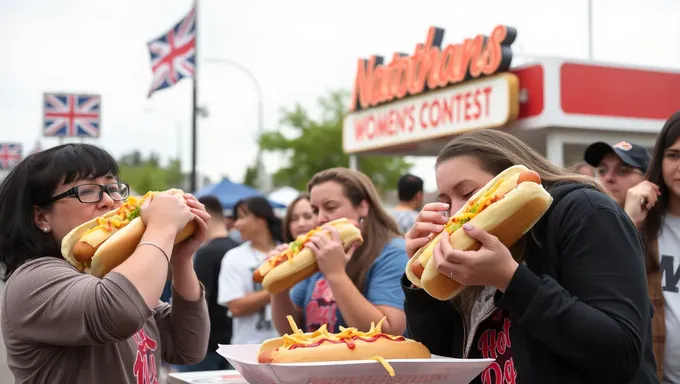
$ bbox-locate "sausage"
[258,350,274,363]
[72,241,99,262]
[517,170,541,184]
[410,261,425,279]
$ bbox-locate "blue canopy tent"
[193,178,286,210]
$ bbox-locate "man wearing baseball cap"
[584,140,659,227]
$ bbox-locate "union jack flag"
[0,143,23,169]
[147,7,196,97]
[42,93,101,138]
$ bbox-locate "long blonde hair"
[308,167,401,292]
[436,129,607,309]
[437,130,605,193]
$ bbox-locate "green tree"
[118,150,184,193]
[258,91,412,194]
[242,165,258,187]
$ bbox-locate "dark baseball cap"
[584,141,650,173]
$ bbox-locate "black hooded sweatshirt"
[402,183,659,384]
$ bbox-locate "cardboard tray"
[217,344,494,384]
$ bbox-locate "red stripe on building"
[560,63,680,120]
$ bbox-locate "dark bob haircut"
[233,196,284,244]
[0,143,119,280]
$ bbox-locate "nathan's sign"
[349,25,516,112]
[343,73,520,154]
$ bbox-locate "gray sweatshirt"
[1,257,210,384]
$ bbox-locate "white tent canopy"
[267,186,300,208]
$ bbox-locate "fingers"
[308,233,328,249]
[191,207,210,222]
[415,208,449,225]
[407,236,432,250]
[306,241,320,257]
[275,244,290,253]
[460,223,498,249]
[438,231,466,265]
[420,202,450,215]
[406,222,445,239]
[193,211,208,232]
[346,241,361,259]
[325,226,341,242]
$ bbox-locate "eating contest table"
[167,370,249,384]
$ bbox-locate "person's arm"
[4,258,154,346]
[271,279,307,334]
[326,244,407,335]
[495,197,650,383]
[154,285,209,365]
[193,249,214,301]
[226,291,270,317]
[171,258,201,302]
[216,251,268,317]
[401,275,459,357]
[111,223,176,308]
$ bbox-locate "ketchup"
[288,334,405,350]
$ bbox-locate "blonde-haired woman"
[404,129,658,383]
[282,193,316,243]
[271,167,408,335]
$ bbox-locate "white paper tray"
[217,344,494,384]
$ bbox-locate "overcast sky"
[2,0,679,191]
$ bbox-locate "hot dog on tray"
[257,315,431,377]
[60,188,197,278]
[406,165,553,301]
[252,218,363,294]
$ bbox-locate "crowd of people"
[0,110,679,383]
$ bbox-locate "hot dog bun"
[254,218,363,294]
[258,336,431,364]
[258,316,430,376]
[406,165,553,301]
[61,188,197,277]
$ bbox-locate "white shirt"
[658,214,680,384]
[217,241,279,345]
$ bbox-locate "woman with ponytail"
[217,197,283,344]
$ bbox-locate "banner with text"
[343,73,519,154]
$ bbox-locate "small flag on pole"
[42,93,101,138]
[0,143,23,169]
[147,7,196,97]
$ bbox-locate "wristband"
[137,241,170,265]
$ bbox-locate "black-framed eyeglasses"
[49,182,130,204]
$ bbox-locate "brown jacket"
[1,257,210,384]
[646,239,666,381]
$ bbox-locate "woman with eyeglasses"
[0,144,210,384]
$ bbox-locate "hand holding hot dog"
[171,194,211,264]
[141,192,194,235]
[405,202,449,258]
[433,224,518,292]
[307,226,359,280]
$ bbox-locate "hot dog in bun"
[253,218,363,294]
[61,188,197,278]
[258,315,431,377]
[405,165,553,301]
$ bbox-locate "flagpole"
[190,0,199,192]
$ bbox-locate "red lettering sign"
[352,84,495,143]
[349,25,516,112]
